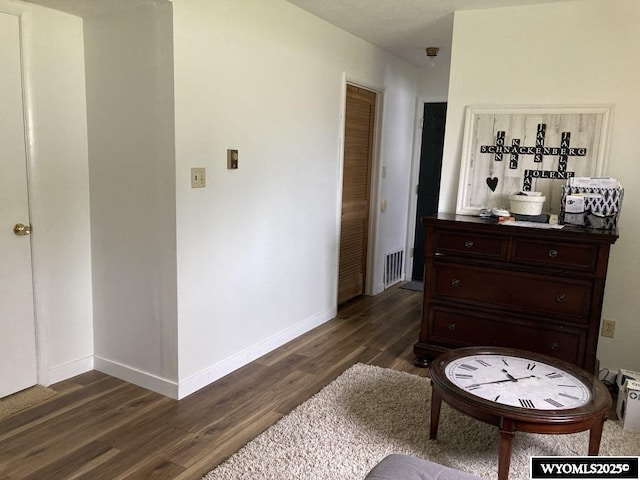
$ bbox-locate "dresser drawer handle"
[447,323,456,330]
[451,279,460,287]
[556,294,566,302]
[464,240,474,248]
[550,342,560,350]
[548,249,558,258]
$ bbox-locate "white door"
[0,10,38,398]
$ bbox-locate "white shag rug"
[202,363,640,480]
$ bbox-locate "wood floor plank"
[169,410,284,480]
[0,285,424,480]
[166,402,283,470]
[3,389,171,478]
[99,402,185,453]
[20,441,116,480]
[166,363,269,433]
[121,457,186,480]
[0,375,126,442]
[166,368,313,468]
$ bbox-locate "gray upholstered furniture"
[365,454,484,480]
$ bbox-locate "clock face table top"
[428,347,612,480]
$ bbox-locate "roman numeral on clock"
[526,363,536,371]
[544,398,564,408]
[519,398,535,408]
[459,364,478,371]
[559,392,580,400]
[475,359,491,367]
[546,372,563,379]
[455,374,473,379]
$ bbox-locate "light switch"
[227,149,238,169]
[191,167,206,188]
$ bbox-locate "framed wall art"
[455,105,613,215]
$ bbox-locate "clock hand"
[467,375,536,388]
[501,368,517,381]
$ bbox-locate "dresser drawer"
[432,264,592,321]
[512,239,598,271]
[429,307,584,365]
[434,231,506,260]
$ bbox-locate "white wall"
[442,0,640,373]
[22,3,94,384]
[83,2,179,395]
[17,0,416,399]
[375,61,421,291]
[173,0,417,396]
[417,59,451,99]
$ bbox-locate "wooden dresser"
[414,214,618,373]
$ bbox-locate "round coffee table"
[428,347,611,480]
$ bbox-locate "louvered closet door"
[338,84,376,305]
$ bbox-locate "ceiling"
[25,0,164,18]
[286,0,573,67]
[27,0,573,68]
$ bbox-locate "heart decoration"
[486,177,499,192]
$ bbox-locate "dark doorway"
[411,102,447,281]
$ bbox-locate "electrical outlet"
[601,319,615,338]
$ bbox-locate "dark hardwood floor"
[0,284,426,480]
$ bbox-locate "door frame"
[336,72,385,302]
[1,0,48,387]
[405,95,447,281]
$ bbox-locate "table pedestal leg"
[498,420,515,480]
[588,416,606,455]
[430,382,442,440]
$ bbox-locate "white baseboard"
[94,356,179,399]
[177,305,337,399]
[371,281,385,296]
[47,355,94,385]
[91,307,337,400]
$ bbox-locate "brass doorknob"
[13,223,32,236]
